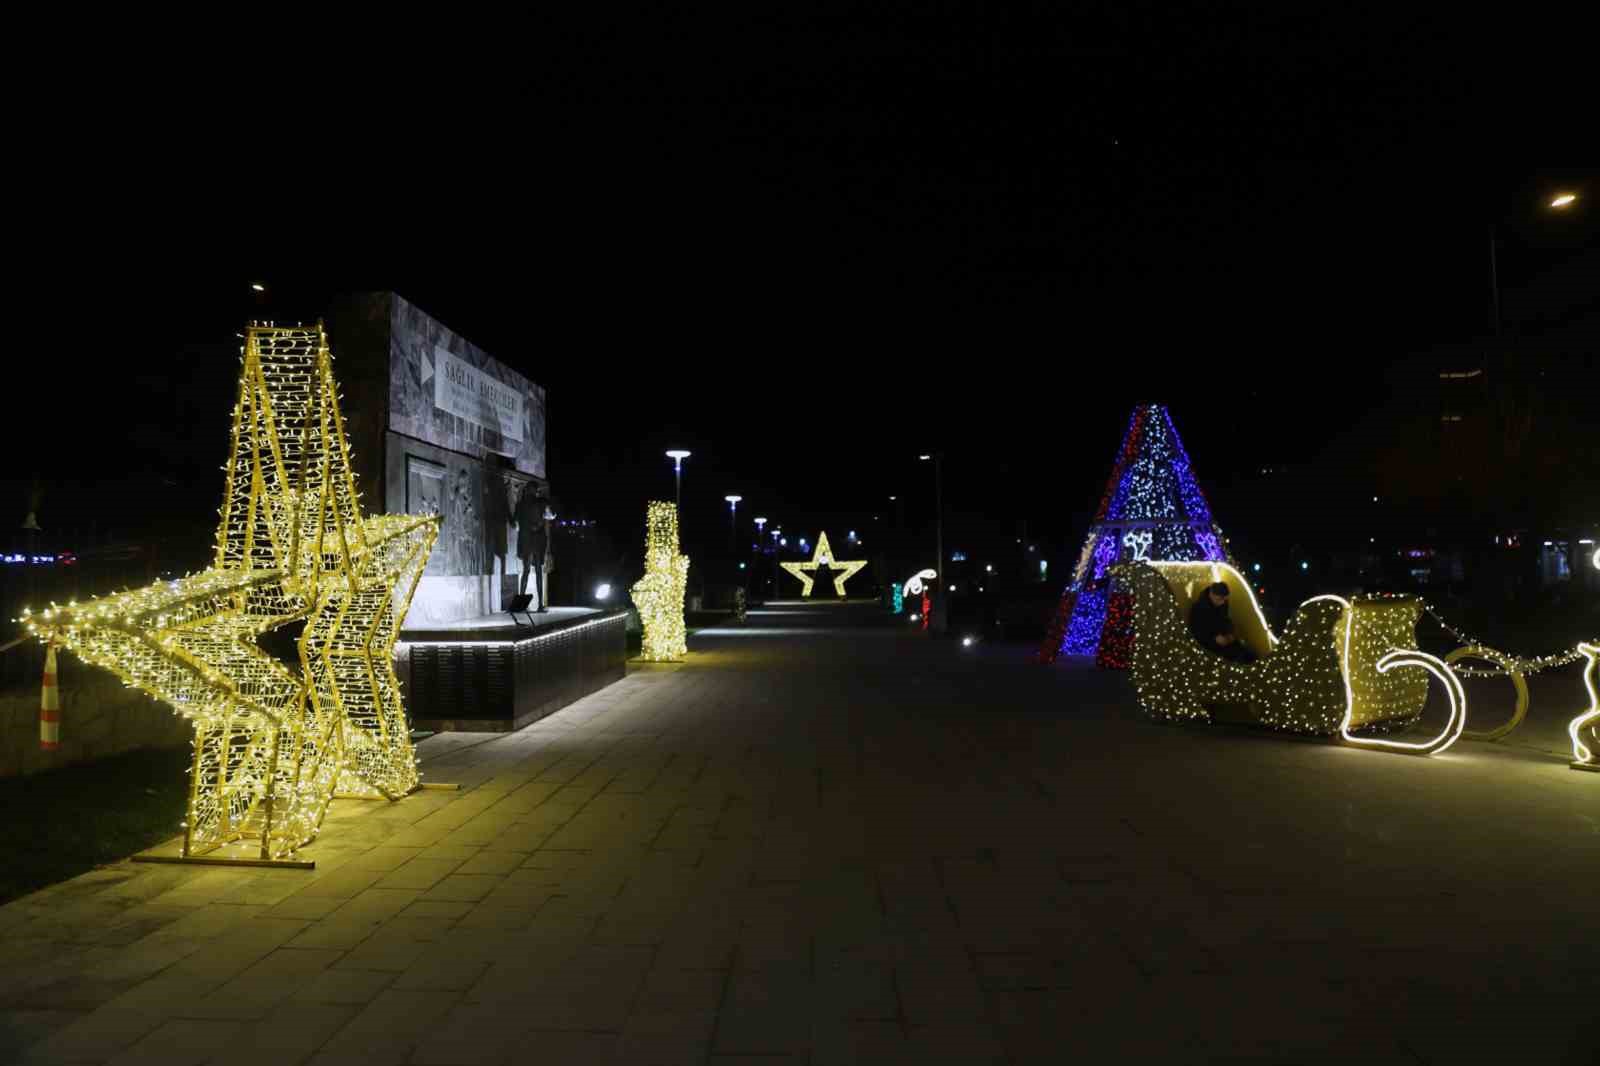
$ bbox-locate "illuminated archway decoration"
[22,324,439,862]
[780,532,866,598]
[630,501,689,661]
[1570,643,1600,771]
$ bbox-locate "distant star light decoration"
[631,501,690,661]
[780,532,866,597]
[22,324,439,862]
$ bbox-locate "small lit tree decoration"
[1121,562,1462,751]
[780,532,866,598]
[1570,643,1600,771]
[1039,405,1233,666]
[22,324,439,861]
[631,501,689,661]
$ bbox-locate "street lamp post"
[753,517,768,596]
[665,450,691,510]
[1489,190,1580,343]
[725,495,742,553]
[919,454,946,633]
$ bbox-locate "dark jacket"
[1189,596,1234,649]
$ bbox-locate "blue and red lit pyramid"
[1038,404,1233,668]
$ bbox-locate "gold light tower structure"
[631,501,690,662]
[780,532,866,598]
[23,324,439,863]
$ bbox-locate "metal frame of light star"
[23,324,439,862]
[779,532,866,597]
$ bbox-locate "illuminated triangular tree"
[1038,404,1233,668]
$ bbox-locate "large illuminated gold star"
[25,324,438,861]
[779,532,867,597]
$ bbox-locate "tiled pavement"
[1,600,1594,1064]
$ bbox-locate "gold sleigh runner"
[23,324,441,861]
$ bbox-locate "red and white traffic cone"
[40,641,60,751]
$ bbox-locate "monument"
[327,293,626,731]
[328,292,550,626]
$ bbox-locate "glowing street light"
[250,282,266,292]
[1490,191,1582,338]
[919,452,946,633]
[725,495,742,551]
[665,450,691,508]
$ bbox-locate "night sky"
[11,11,1595,570]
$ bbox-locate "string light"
[779,532,866,597]
[1123,562,1432,740]
[1419,603,1589,678]
[902,569,936,598]
[22,324,439,861]
[630,501,689,661]
[1446,646,1529,742]
[1040,406,1231,664]
[1337,602,1466,756]
[1569,643,1599,771]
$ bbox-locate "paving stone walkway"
[1,600,1594,1064]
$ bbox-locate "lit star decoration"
[780,532,867,597]
[22,324,439,861]
[1121,562,1434,742]
[1039,406,1232,665]
[1569,643,1600,770]
[630,501,689,661]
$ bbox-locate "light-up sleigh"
[1119,562,1468,753]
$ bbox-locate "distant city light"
[595,583,612,600]
[961,635,975,648]
[1551,192,1577,208]
[251,282,265,292]
[1300,561,1309,571]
